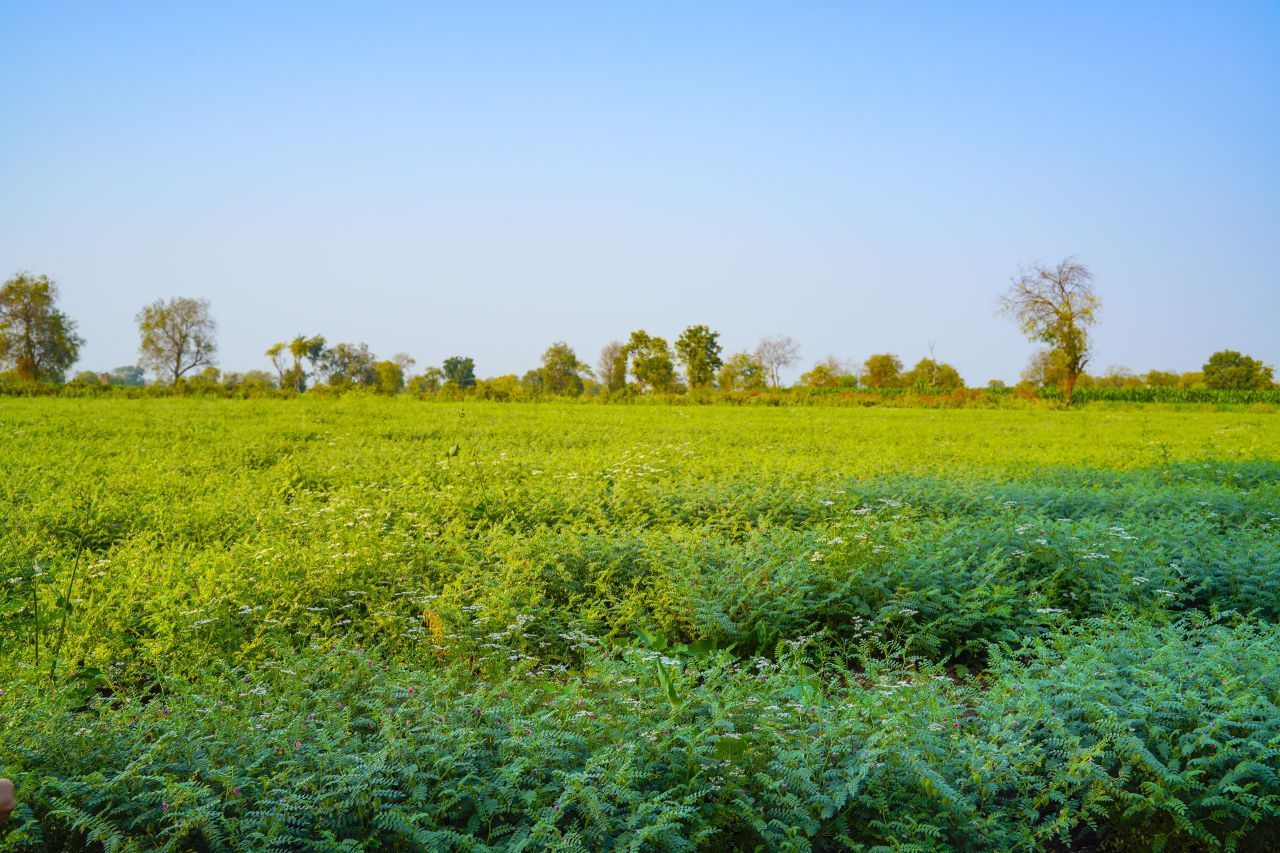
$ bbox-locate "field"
[2,398,1279,850]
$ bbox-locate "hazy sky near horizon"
[2,2,1277,384]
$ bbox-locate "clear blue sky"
[2,1,1277,384]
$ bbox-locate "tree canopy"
[0,273,84,382]
[998,258,1100,406]
[674,325,723,389]
[443,356,477,389]
[861,354,904,388]
[1203,350,1275,390]
[137,297,217,384]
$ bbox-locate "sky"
[2,1,1277,384]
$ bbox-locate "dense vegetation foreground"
[1,400,1278,851]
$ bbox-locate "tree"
[902,357,964,390]
[1096,365,1140,389]
[1143,370,1179,388]
[1177,372,1203,389]
[373,360,405,394]
[108,365,146,386]
[861,353,904,388]
[408,366,444,393]
[717,351,768,391]
[442,356,476,389]
[137,297,217,383]
[998,258,1100,406]
[623,330,675,393]
[754,336,801,389]
[265,342,289,387]
[267,335,326,392]
[1203,350,1275,390]
[799,357,856,389]
[237,370,276,391]
[598,341,627,393]
[1020,348,1068,387]
[674,325,723,389]
[538,342,591,396]
[0,273,84,382]
[323,342,378,387]
[290,335,328,392]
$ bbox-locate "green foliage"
[623,331,675,393]
[136,297,218,384]
[537,342,591,396]
[903,358,963,391]
[1000,259,1100,406]
[443,356,477,389]
[674,325,722,389]
[861,353,903,388]
[717,351,768,392]
[323,342,378,388]
[1203,350,1275,390]
[1,400,1279,850]
[0,273,84,383]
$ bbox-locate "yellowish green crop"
[1,399,1278,850]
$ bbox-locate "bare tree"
[137,297,217,383]
[754,335,801,389]
[998,258,1100,406]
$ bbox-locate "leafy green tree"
[520,369,544,392]
[598,341,627,393]
[1202,350,1275,390]
[0,273,84,382]
[1178,371,1205,390]
[902,358,964,390]
[137,297,217,383]
[674,325,723,389]
[291,335,328,392]
[1095,365,1141,389]
[323,342,378,387]
[861,353,904,388]
[108,365,146,386]
[408,366,444,393]
[1021,348,1069,387]
[443,356,476,389]
[373,360,405,394]
[186,366,223,391]
[799,357,856,389]
[1143,370,1180,388]
[717,351,768,391]
[623,331,675,393]
[538,342,591,396]
[998,258,1100,406]
[233,370,276,391]
[268,335,326,392]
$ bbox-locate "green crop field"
[2,398,1279,850]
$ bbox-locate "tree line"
[1,262,1276,403]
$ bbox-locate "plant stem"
[49,545,83,681]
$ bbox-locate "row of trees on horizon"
[2,262,1277,404]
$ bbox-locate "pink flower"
[232,786,241,796]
